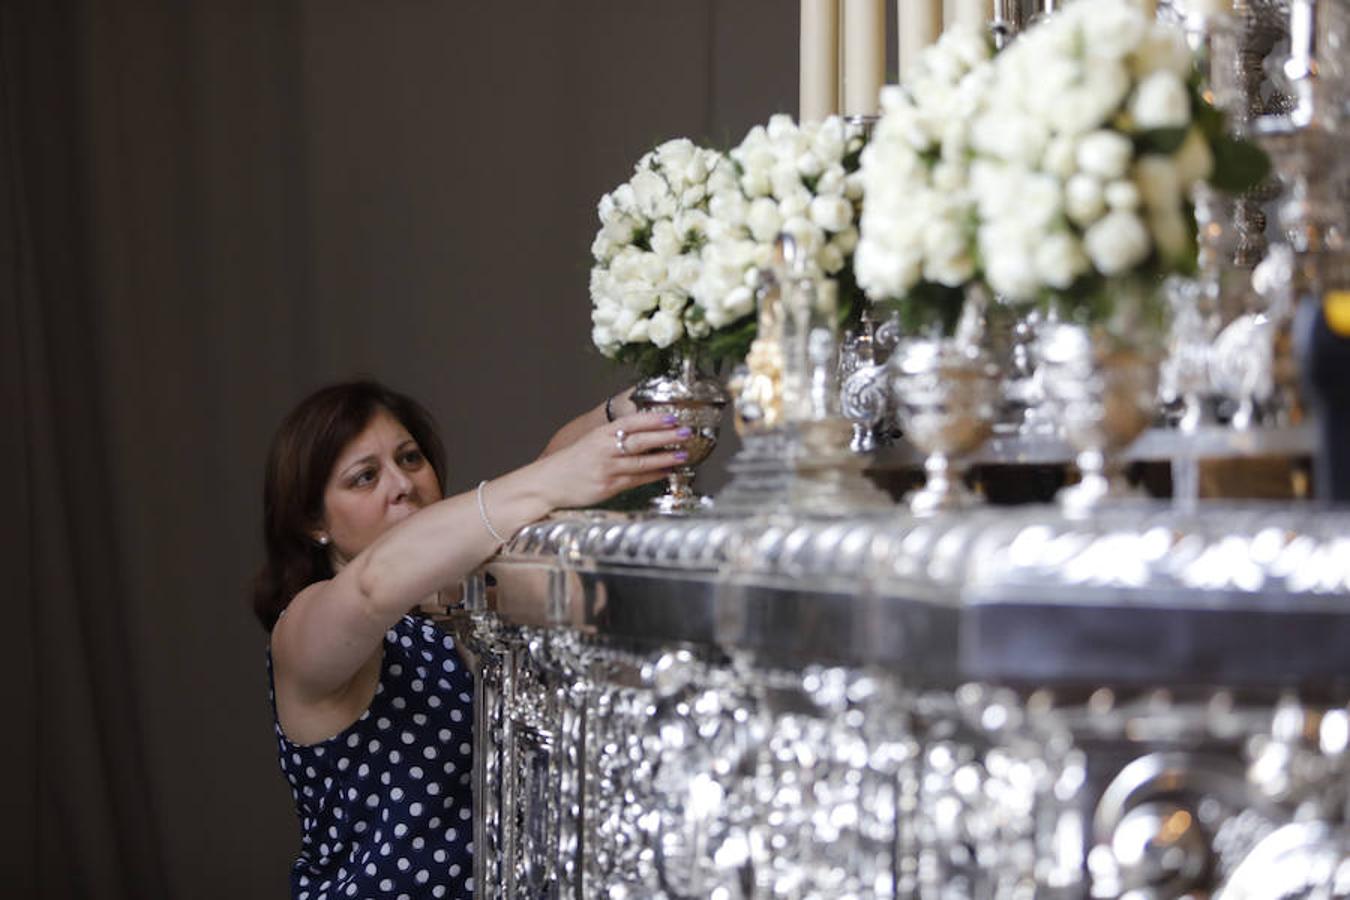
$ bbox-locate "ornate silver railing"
[453,504,1350,898]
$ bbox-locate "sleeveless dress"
[268,613,475,899]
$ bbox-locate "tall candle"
[1137,0,1158,17]
[1179,0,1230,13]
[842,0,886,116]
[944,0,987,31]
[800,0,841,122]
[898,0,942,83]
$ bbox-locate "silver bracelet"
[475,480,509,545]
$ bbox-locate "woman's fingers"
[616,426,691,457]
[611,410,682,434]
[615,448,689,475]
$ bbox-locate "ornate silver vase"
[1038,323,1160,516]
[889,338,999,516]
[632,353,729,515]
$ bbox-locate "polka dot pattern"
[270,615,473,899]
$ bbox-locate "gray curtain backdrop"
[2,1,816,897]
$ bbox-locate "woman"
[253,380,686,899]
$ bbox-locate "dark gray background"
[1,1,831,896]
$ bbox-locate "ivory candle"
[1182,0,1233,14]
[944,0,987,31]
[898,0,942,83]
[842,0,886,116]
[1137,0,1158,18]
[800,0,841,122]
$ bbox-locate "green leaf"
[1193,95,1226,141]
[1209,134,1271,193]
[871,282,965,338]
[1135,126,1189,155]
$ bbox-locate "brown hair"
[251,379,446,631]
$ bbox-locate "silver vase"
[632,354,729,515]
[889,338,999,516]
[1038,323,1160,516]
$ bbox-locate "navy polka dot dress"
[269,614,474,899]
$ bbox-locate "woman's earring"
[317,535,331,546]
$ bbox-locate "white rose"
[1066,174,1107,226]
[986,246,1041,301]
[611,183,637,214]
[1172,127,1215,186]
[834,225,859,254]
[657,293,686,315]
[1043,136,1079,180]
[815,164,846,197]
[1104,180,1141,211]
[668,256,701,293]
[720,285,755,324]
[844,172,865,201]
[924,218,975,286]
[944,25,991,69]
[939,120,970,163]
[818,242,846,274]
[932,162,965,192]
[779,188,811,219]
[746,197,784,243]
[598,192,618,224]
[972,112,1048,166]
[809,195,853,232]
[626,316,652,344]
[592,325,617,353]
[1149,207,1193,264]
[611,308,639,337]
[709,190,747,228]
[1130,70,1191,129]
[812,117,846,163]
[707,157,739,195]
[655,138,694,173]
[1034,231,1089,289]
[1076,130,1134,180]
[795,150,824,179]
[650,220,680,260]
[1084,210,1151,275]
[780,216,824,259]
[741,167,772,198]
[1017,173,1064,231]
[1051,64,1130,134]
[630,169,670,219]
[591,232,615,261]
[1080,1,1148,59]
[765,113,796,142]
[637,252,667,289]
[647,310,683,348]
[1134,154,1182,211]
[771,163,804,199]
[855,238,922,299]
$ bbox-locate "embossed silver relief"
[469,504,1350,900]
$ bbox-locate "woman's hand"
[530,410,690,510]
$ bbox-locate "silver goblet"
[632,354,729,515]
[1038,323,1159,516]
[889,338,999,516]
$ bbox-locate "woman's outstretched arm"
[272,409,681,711]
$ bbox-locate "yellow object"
[1325,291,1350,337]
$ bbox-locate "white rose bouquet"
[855,26,993,333]
[857,0,1268,329]
[692,113,868,356]
[589,138,726,371]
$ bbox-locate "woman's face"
[316,406,442,563]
